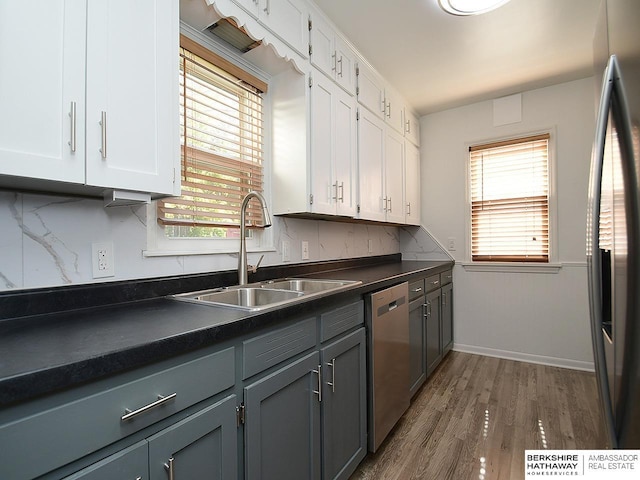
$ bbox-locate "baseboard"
[453,343,595,372]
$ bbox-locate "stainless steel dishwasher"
[367,281,410,452]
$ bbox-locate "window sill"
[460,262,562,274]
[143,246,277,257]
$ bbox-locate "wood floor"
[350,351,607,480]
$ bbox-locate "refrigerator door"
[587,54,640,448]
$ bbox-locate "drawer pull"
[121,393,177,422]
[432,280,440,286]
[411,287,423,293]
[164,457,175,480]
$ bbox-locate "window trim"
[464,128,559,271]
[145,28,273,257]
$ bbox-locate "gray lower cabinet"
[63,441,148,480]
[425,288,442,376]
[244,351,322,480]
[441,282,453,355]
[408,295,427,397]
[321,328,367,480]
[147,395,238,480]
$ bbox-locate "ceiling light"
[438,0,511,16]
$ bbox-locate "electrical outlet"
[92,241,115,278]
[301,241,309,260]
[282,240,290,262]
[447,237,456,251]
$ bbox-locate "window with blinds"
[469,133,550,262]
[158,39,265,238]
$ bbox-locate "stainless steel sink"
[170,278,361,312]
[173,287,304,311]
[260,278,357,293]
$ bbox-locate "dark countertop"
[0,258,453,407]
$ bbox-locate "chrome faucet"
[238,191,272,285]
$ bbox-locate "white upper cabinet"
[85,0,179,196]
[0,0,180,199]
[223,0,308,59]
[357,108,386,222]
[383,86,404,134]
[404,141,421,225]
[404,109,420,147]
[0,0,86,184]
[384,127,405,224]
[309,12,357,95]
[356,62,386,119]
[309,70,356,216]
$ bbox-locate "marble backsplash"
[0,191,406,291]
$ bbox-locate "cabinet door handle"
[425,300,431,316]
[263,0,270,14]
[69,102,77,152]
[332,52,337,72]
[443,292,446,306]
[121,393,177,422]
[381,97,386,114]
[386,102,391,118]
[337,56,343,77]
[164,457,175,480]
[406,119,411,134]
[339,182,344,202]
[332,182,338,200]
[388,197,392,212]
[326,358,336,392]
[312,365,322,402]
[383,197,388,212]
[99,111,107,159]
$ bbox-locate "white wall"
[0,192,400,291]
[420,77,597,370]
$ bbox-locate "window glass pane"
[470,134,550,262]
[158,45,264,238]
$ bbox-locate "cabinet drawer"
[0,347,235,480]
[441,270,453,286]
[425,274,441,292]
[408,279,425,301]
[320,300,364,342]
[243,317,317,379]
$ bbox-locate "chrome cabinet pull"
[327,358,336,392]
[332,52,337,71]
[386,102,391,118]
[406,119,411,134]
[99,111,107,159]
[332,182,338,200]
[426,300,431,316]
[383,197,388,212]
[407,202,411,215]
[312,365,322,402]
[69,102,77,152]
[443,292,446,306]
[263,0,270,14]
[388,197,392,212]
[432,280,440,286]
[412,286,423,293]
[337,56,343,77]
[422,303,428,318]
[121,393,177,422]
[381,97,386,114]
[164,457,174,480]
[339,182,344,202]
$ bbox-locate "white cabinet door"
[310,73,334,215]
[309,13,335,78]
[404,109,420,147]
[384,128,405,224]
[357,108,385,221]
[85,0,179,196]
[405,141,421,226]
[334,36,357,96]
[384,87,405,135]
[333,86,357,217]
[260,0,308,58]
[357,62,385,119]
[0,0,86,184]
[310,71,356,217]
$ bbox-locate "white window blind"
[158,42,265,235]
[470,133,550,262]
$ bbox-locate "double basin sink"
[170,278,361,312]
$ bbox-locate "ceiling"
[314,0,601,115]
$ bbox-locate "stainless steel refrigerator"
[587,0,640,449]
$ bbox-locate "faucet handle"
[249,254,265,274]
